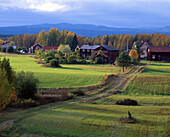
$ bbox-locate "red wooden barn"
[147,46,170,61]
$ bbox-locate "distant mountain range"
[0,23,170,37]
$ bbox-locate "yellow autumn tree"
[0,70,13,111]
[129,49,138,59]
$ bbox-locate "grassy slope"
[0,59,169,137]
[0,55,121,88]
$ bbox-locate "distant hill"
[0,23,169,37]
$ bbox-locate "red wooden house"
[29,42,58,53]
[147,46,170,61]
[80,45,119,62]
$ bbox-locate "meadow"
[124,62,170,95]
[0,55,170,137]
[0,54,121,88]
[1,103,169,137]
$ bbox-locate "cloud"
[0,0,77,12]
[0,0,170,12]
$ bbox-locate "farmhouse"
[147,46,170,61]
[29,42,58,53]
[29,42,43,53]
[140,42,153,58]
[80,45,119,62]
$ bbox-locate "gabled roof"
[80,45,119,51]
[100,45,119,51]
[43,47,58,50]
[146,42,153,47]
[31,43,43,48]
[80,45,100,50]
[148,46,170,53]
[140,42,153,49]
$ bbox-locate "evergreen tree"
[71,34,78,51]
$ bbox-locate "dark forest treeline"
[7,28,170,51]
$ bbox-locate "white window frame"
[152,55,155,60]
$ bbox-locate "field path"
[80,64,149,103]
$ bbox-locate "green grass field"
[0,55,170,137]
[0,55,121,88]
[124,62,170,95]
[1,103,169,137]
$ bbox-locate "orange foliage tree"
[129,49,138,59]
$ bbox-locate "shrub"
[95,57,104,64]
[35,49,43,59]
[69,89,85,96]
[45,49,57,58]
[1,47,6,52]
[67,55,76,64]
[55,52,63,59]
[6,46,14,53]
[45,56,53,63]
[89,53,96,62]
[77,59,88,64]
[16,71,39,99]
[59,59,67,64]
[49,59,60,67]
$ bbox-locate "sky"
[0,0,170,28]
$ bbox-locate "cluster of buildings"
[0,43,17,50]
[1,41,170,62]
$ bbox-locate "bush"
[59,59,67,64]
[69,89,85,96]
[89,53,96,62]
[67,55,76,64]
[55,52,63,59]
[95,57,104,64]
[1,47,6,52]
[16,71,39,99]
[6,46,14,53]
[45,56,53,63]
[49,59,60,67]
[77,59,88,64]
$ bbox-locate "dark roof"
[140,42,153,50]
[101,45,119,51]
[31,43,43,48]
[146,42,153,47]
[80,45,100,50]
[43,47,58,50]
[80,45,118,51]
[148,46,170,53]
